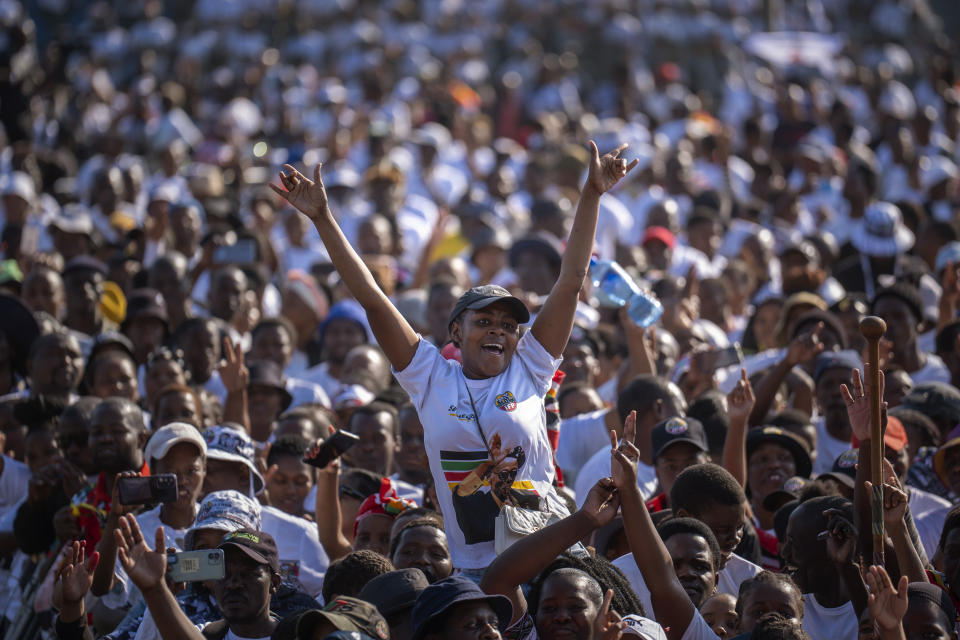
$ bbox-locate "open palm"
[114,514,168,593]
[866,565,908,631]
[55,541,100,605]
[270,163,329,221]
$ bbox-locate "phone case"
[117,474,179,505]
[168,549,226,582]
[302,430,359,469]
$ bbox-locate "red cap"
[642,226,677,250]
[850,415,908,451]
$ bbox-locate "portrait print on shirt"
[444,432,541,545]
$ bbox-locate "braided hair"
[527,551,645,618]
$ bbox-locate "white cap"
[144,422,207,463]
[621,615,668,640]
[333,384,376,411]
[51,204,95,235]
[920,155,958,192]
[0,172,36,204]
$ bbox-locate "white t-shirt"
[801,594,857,640]
[0,458,30,520]
[813,418,851,476]
[261,505,327,597]
[909,354,951,385]
[104,504,193,609]
[613,552,761,619]
[574,447,658,507]
[194,623,270,640]
[555,409,612,489]
[716,553,763,598]
[682,610,721,640]
[393,333,567,569]
[300,362,340,399]
[909,487,952,558]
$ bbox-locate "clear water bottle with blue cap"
[589,258,663,328]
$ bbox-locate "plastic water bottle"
[590,258,664,328]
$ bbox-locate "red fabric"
[755,526,781,571]
[74,461,149,552]
[353,477,416,536]
[645,493,668,513]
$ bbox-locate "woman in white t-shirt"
[271,143,638,570]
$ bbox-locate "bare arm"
[311,447,352,562]
[219,337,249,432]
[748,323,823,426]
[114,515,205,640]
[612,412,694,640]
[532,142,638,357]
[480,479,620,625]
[91,471,140,596]
[721,369,755,487]
[618,309,656,389]
[271,164,419,370]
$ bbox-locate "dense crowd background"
[1,0,960,639]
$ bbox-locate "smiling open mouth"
[482,343,504,354]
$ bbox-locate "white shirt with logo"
[394,333,566,569]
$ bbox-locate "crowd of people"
[1,0,960,638]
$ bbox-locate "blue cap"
[411,576,513,640]
[813,349,863,383]
[318,299,368,345]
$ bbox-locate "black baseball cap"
[898,382,960,424]
[651,416,708,460]
[358,568,430,617]
[447,285,530,330]
[818,448,859,489]
[761,476,813,512]
[746,426,813,478]
[288,597,390,640]
[411,576,513,640]
[218,529,280,573]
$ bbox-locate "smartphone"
[167,549,226,582]
[303,429,360,469]
[117,474,178,505]
[711,343,744,371]
[212,237,257,265]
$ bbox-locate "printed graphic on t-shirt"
[278,560,300,585]
[442,432,541,545]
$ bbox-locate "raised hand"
[841,367,886,443]
[218,336,249,394]
[866,459,908,530]
[586,142,640,195]
[54,541,100,607]
[786,321,825,366]
[821,508,858,565]
[592,589,626,640]
[579,478,621,529]
[609,411,640,491]
[727,368,755,425]
[270,163,329,222]
[114,514,168,594]
[865,564,908,632]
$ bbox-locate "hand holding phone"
[117,474,179,506]
[167,549,225,582]
[303,430,359,469]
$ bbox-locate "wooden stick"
[860,315,887,567]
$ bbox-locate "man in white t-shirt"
[202,426,328,597]
[783,497,858,640]
[572,375,686,506]
[812,351,863,475]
